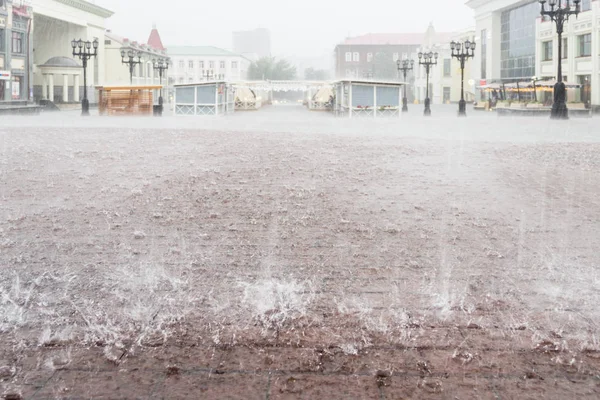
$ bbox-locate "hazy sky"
[96,0,474,61]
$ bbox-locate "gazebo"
[38,57,82,103]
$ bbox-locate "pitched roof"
[166,46,245,58]
[341,33,425,46]
[339,32,454,46]
[147,27,165,51]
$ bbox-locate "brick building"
[334,33,425,80]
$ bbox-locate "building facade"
[32,0,113,103]
[536,0,597,106]
[167,46,250,85]
[104,30,168,87]
[334,33,424,80]
[413,24,468,105]
[232,28,271,60]
[0,0,33,102]
[467,0,596,106]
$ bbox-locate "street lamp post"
[418,51,438,116]
[152,58,169,116]
[71,38,98,116]
[539,0,580,119]
[450,40,476,117]
[121,49,143,85]
[396,59,414,112]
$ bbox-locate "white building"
[466,0,595,106]
[32,0,113,102]
[104,30,167,87]
[536,0,596,106]
[412,23,456,105]
[167,46,250,85]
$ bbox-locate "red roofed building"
[334,24,453,83]
[147,24,165,51]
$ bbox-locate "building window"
[443,59,451,76]
[367,53,373,62]
[209,61,215,69]
[345,52,351,62]
[500,2,537,79]
[345,69,352,77]
[232,61,238,69]
[198,61,203,69]
[352,52,359,62]
[393,53,399,61]
[178,77,183,83]
[189,77,193,82]
[188,60,194,69]
[220,61,225,69]
[481,29,487,79]
[11,31,24,54]
[578,33,591,56]
[147,63,151,77]
[581,0,591,11]
[443,87,451,103]
[0,29,4,52]
[178,60,184,69]
[543,41,553,61]
[562,37,568,59]
[578,74,591,104]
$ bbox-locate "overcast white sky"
[96,0,474,61]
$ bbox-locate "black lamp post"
[71,38,98,116]
[450,39,476,117]
[396,59,414,112]
[121,49,143,85]
[152,57,169,116]
[539,0,580,119]
[418,50,438,116]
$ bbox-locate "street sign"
[0,71,11,81]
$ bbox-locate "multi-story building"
[32,0,113,103]
[467,0,596,106]
[0,0,33,102]
[167,46,250,85]
[414,26,475,105]
[334,33,424,80]
[104,29,168,87]
[232,28,271,60]
[536,0,596,106]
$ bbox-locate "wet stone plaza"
[1,105,600,398]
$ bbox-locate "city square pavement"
[1,105,600,399]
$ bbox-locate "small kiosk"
[333,80,406,118]
[96,85,162,116]
[174,81,235,116]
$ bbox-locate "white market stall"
[174,81,235,116]
[333,80,407,118]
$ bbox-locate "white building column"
[63,74,69,103]
[73,75,80,102]
[48,74,55,102]
[42,74,48,100]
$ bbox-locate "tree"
[247,57,297,80]
[304,67,330,81]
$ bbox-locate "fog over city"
[96,0,474,58]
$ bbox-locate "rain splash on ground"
[1,105,599,398]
